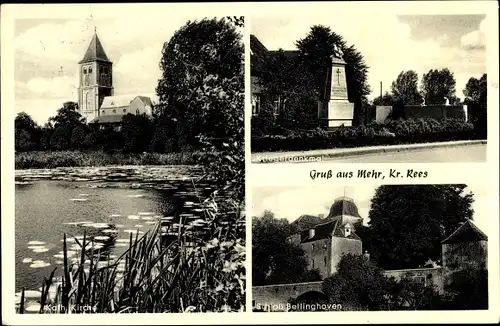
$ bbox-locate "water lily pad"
[27,241,46,245]
[102,229,119,234]
[32,247,49,253]
[127,215,140,220]
[138,212,154,216]
[109,214,122,217]
[22,258,33,264]
[69,198,88,202]
[94,236,110,241]
[29,261,51,268]
[134,224,144,228]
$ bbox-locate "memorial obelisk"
[318,45,354,128]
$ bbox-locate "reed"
[15,151,201,170]
[17,190,245,313]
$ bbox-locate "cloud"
[113,42,164,95]
[461,17,486,50]
[23,75,78,99]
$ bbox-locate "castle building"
[290,196,488,294]
[290,196,364,278]
[77,30,156,125]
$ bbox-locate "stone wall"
[404,105,467,121]
[375,105,468,123]
[375,106,392,123]
[253,281,323,311]
[384,267,444,294]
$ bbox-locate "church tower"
[78,29,114,122]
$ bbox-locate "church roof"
[101,95,136,109]
[442,220,488,244]
[79,32,111,64]
[326,197,362,219]
[101,94,155,109]
[300,219,361,243]
[88,115,123,124]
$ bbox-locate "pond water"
[14,165,215,297]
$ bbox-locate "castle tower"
[78,29,114,122]
[326,196,363,229]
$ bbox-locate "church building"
[77,30,157,126]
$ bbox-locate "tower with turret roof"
[77,29,114,122]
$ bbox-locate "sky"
[252,184,490,234]
[13,16,243,125]
[251,14,486,102]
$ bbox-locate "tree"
[366,185,474,270]
[252,211,321,285]
[82,132,98,150]
[49,102,85,129]
[386,277,444,310]
[322,254,390,310]
[421,69,457,105]
[70,125,88,150]
[391,70,423,105]
[156,17,244,148]
[296,25,371,125]
[463,73,487,137]
[372,92,395,107]
[444,266,488,309]
[121,113,154,154]
[50,126,70,150]
[258,49,317,131]
[15,112,39,151]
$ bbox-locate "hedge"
[251,118,480,152]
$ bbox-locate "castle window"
[312,259,315,268]
[324,257,327,266]
[123,109,127,113]
[83,68,87,74]
[89,67,92,74]
[113,109,116,113]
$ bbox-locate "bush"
[251,118,477,152]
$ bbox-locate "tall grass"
[17,189,245,313]
[15,151,202,170]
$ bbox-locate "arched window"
[89,67,93,74]
[123,109,127,113]
[136,109,140,115]
[113,109,116,113]
[101,110,105,114]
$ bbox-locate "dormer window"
[345,226,352,237]
[83,68,87,74]
[89,67,93,74]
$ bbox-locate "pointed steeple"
[79,30,111,64]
